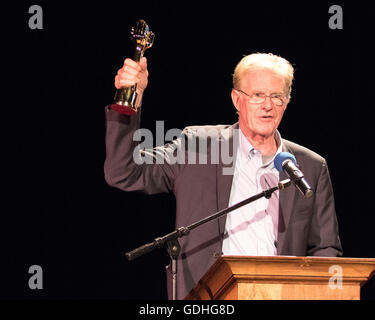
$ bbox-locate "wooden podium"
[186,256,375,300]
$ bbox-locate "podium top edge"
[218,255,375,264]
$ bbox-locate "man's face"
[232,68,289,139]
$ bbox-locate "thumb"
[139,57,147,71]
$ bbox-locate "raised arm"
[104,57,179,195]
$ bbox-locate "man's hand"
[114,57,148,94]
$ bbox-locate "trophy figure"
[111,20,155,115]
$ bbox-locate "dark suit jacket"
[104,107,343,300]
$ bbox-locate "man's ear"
[231,89,241,112]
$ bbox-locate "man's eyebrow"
[250,90,285,94]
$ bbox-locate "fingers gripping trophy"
[111,20,154,115]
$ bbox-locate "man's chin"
[253,127,276,138]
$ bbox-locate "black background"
[2,1,375,300]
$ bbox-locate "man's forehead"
[241,68,286,90]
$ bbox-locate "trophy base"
[110,104,138,115]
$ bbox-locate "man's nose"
[262,96,273,111]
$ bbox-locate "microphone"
[274,152,313,198]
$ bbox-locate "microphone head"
[274,152,297,173]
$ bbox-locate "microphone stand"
[125,178,292,300]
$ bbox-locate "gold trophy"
[111,20,155,115]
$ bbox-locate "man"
[104,53,342,300]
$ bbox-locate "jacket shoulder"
[282,139,326,164]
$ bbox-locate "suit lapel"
[277,140,297,254]
[216,123,239,247]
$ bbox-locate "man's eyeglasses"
[234,89,287,107]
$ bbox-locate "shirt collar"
[239,129,283,167]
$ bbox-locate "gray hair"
[233,53,295,98]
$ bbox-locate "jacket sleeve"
[307,159,343,257]
[104,106,182,195]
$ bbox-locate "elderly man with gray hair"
[104,53,343,300]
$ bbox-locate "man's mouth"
[260,115,273,121]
